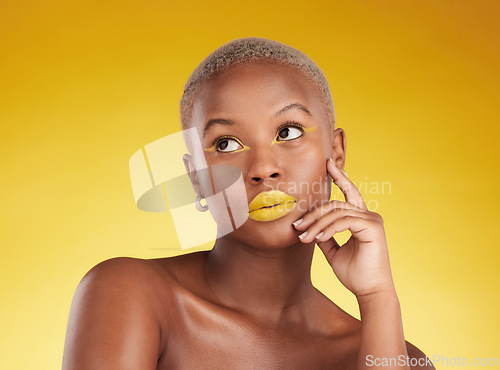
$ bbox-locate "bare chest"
[156,293,358,369]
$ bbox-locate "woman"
[63,37,434,369]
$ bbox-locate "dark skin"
[63,61,434,369]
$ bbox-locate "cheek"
[292,143,328,179]
[284,146,331,202]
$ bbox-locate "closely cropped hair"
[179,37,335,130]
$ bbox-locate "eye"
[276,126,303,141]
[214,136,244,153]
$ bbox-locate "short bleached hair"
[179,37,335,130]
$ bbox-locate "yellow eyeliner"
[271,125,317,145]
[204,125,317,152]
[203,134,250,153]
[303,126,317,133]
[203,144,250,153]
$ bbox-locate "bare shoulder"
[72,256,172,310]
[149,251,213,297]
[310,291,434,369]
[72,252,207,301]
[150,251,208,278]
[82,256,163,284]
[311,288,362,336]
[406,341,435,369]
[62,257,172,370]
[307,289,362,366]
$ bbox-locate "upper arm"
[63,257,163,370]
[406,341,435,370]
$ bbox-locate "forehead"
[191,61,328,126]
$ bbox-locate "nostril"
[250,173,279,183]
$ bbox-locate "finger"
[315,215,380,244]
[316,237,341,266]
[293,200,365,231]
[298,209,370,244]
[327,159,367,210]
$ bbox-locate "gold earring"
[195,194,208,212]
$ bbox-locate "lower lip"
[248,201,297,222]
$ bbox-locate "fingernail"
[315,232,324,240]
[329,158,336,167]
[293,218,303,227]
[298,231,308,240]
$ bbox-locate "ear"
[182,153,203,197]
[330,128,346,169]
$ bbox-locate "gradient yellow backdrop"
[1,0,499,368]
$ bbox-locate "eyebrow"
[274,103,312,117]
[203,118,235,138]
[202,103,312,137]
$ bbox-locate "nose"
[246,147,282,185]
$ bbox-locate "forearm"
[357,288,410,370]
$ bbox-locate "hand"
[293,159,395,297]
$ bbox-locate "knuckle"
[370,212,384,224]
[324,223,336,234]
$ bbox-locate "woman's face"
[190,60,343,249]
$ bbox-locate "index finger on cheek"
[327,159,367,210]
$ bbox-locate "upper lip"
[248,190,297,213]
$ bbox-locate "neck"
[204,235,317,323]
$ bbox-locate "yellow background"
[1,0,499,368]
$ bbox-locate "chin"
[228,213,303,250]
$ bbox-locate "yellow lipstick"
[248,190,297,222]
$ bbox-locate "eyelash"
[212,135,244,150]
[276,121,305,135]
[210,121,305,152]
